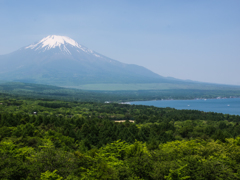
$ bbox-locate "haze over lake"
[130,98,240,116]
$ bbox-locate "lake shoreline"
[127,96,240,104]
[129,97,240,116]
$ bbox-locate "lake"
[130,98,240,116]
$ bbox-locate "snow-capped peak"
[25,35,101,57]
[26,35,79,50]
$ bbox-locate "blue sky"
[0,0,240,85]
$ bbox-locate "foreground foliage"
[1,96,240,179]
[1,137,240,179]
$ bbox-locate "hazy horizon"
[0,0,239,85]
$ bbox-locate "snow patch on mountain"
[26,35,78,50]
[25,35,101,57]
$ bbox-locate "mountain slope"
[0,35,180,86]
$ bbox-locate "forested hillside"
[1,95,240,179]
[1,82,240,102]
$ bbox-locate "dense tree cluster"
[1,96,240,179]
[1,132,240,179]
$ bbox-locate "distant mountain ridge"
[0,35,182,86]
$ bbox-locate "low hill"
[1,82,240,102]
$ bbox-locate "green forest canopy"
[1,92,240,179]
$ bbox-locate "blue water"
[130,98,240,116]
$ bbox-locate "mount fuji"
[0,35,181,87]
